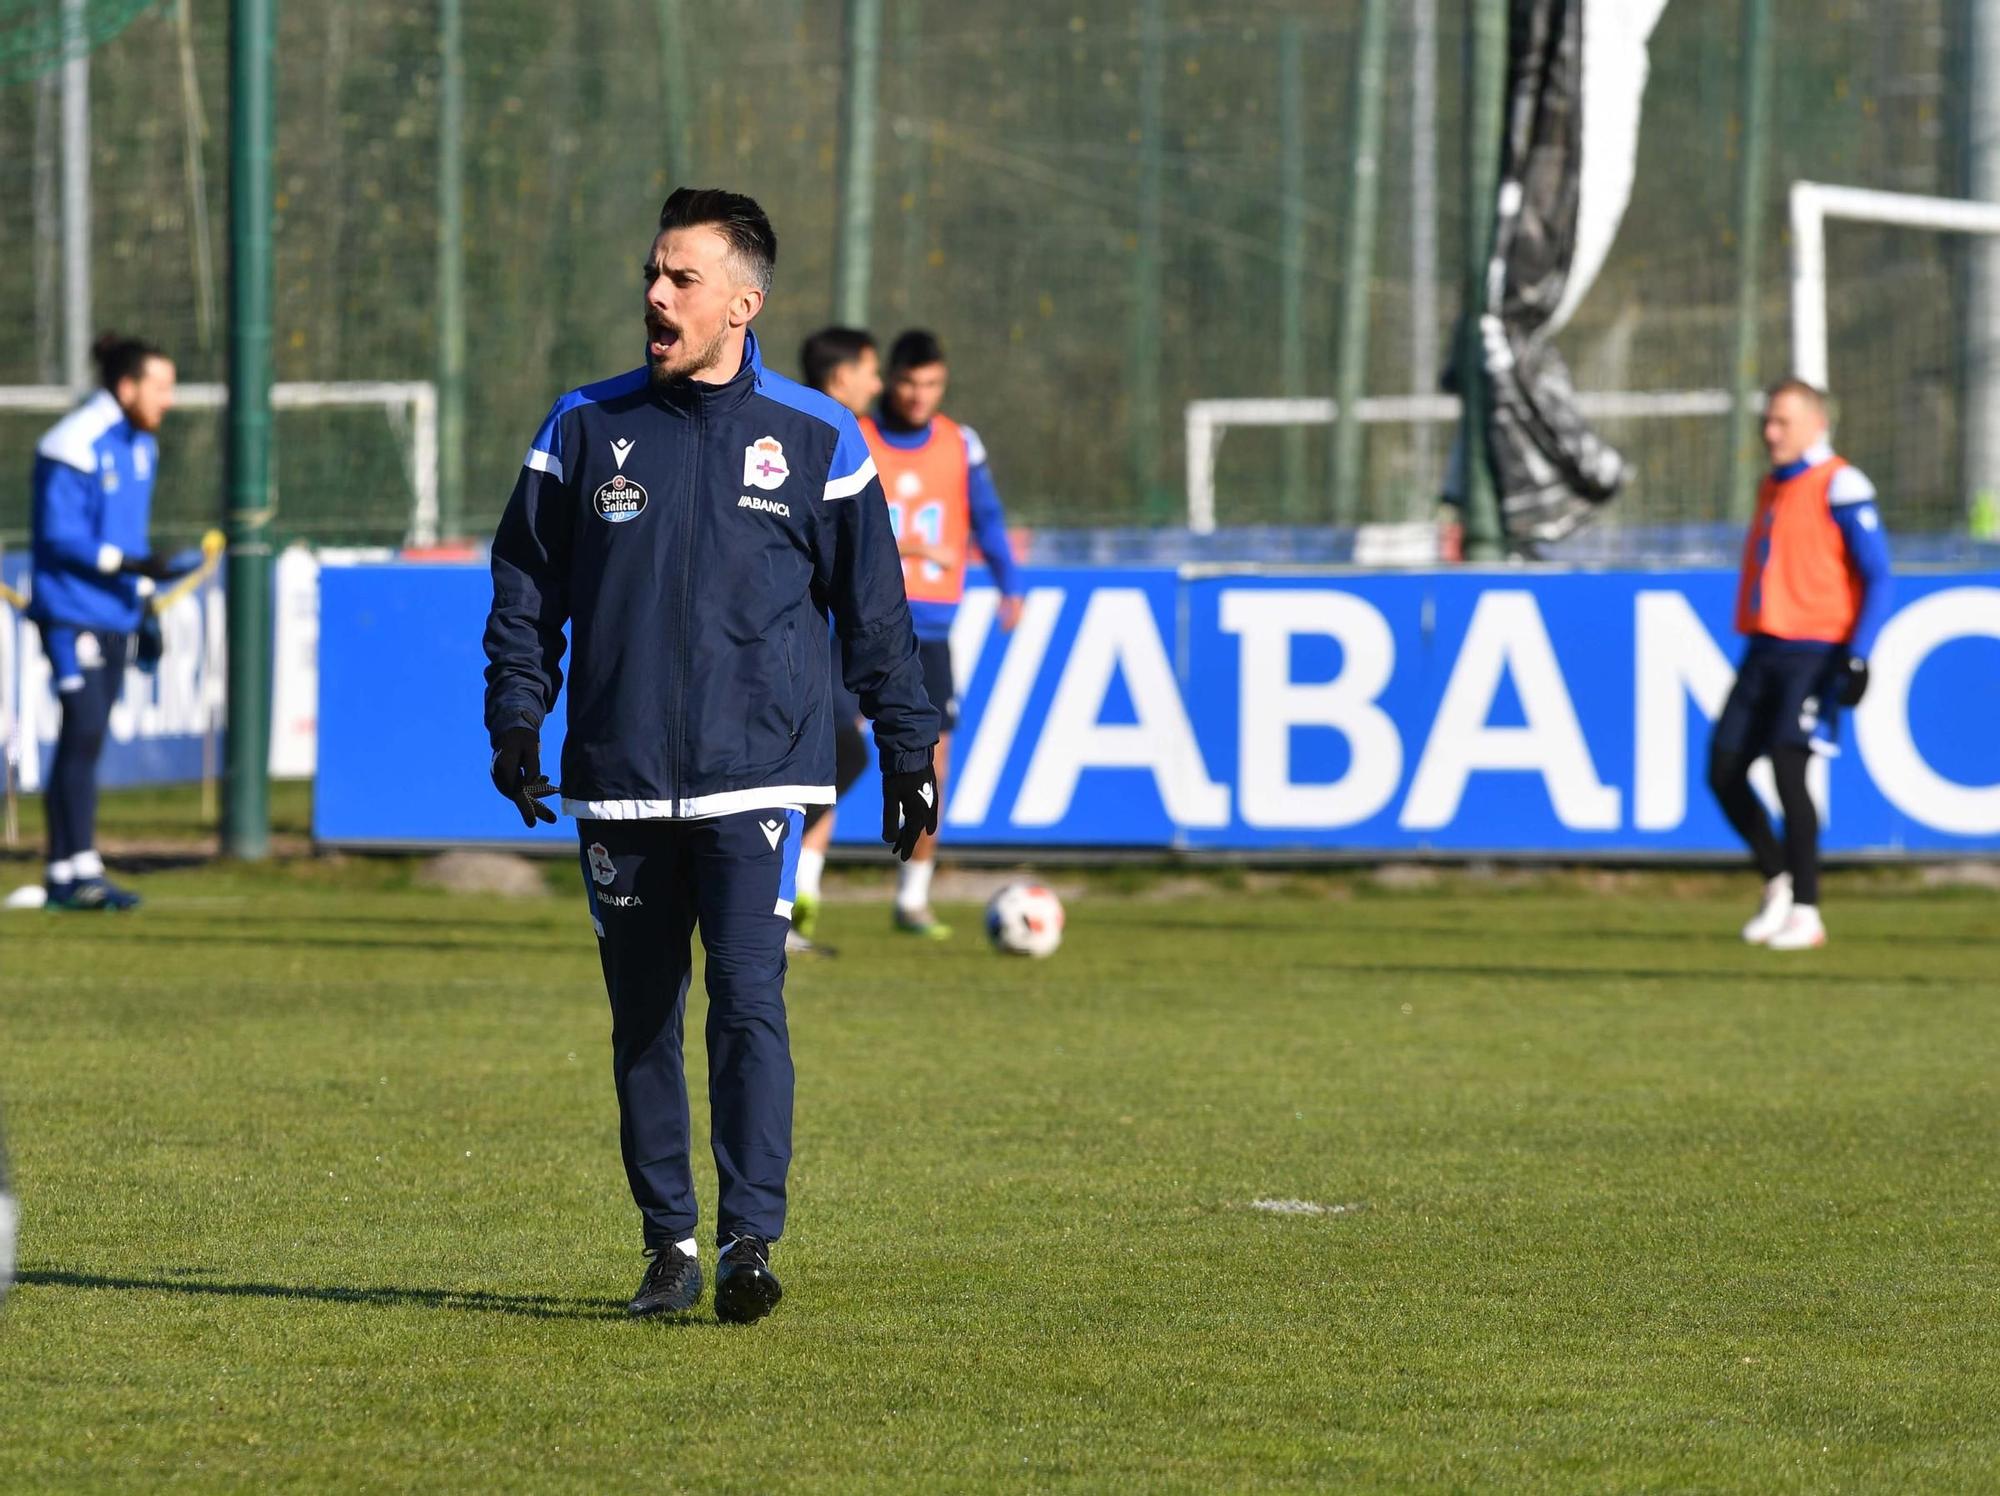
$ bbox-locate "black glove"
[135,612,164,674]
[119,553,180,583]
[1837,655,1869,707]
[490,727,558,827]
[881,754,940,861]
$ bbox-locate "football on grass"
[985,881,1065,958]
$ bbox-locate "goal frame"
[1183,388,1732,534]
[1789,180,2000,389]
[0,380,440,546]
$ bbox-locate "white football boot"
[1741,873,1794,945]
[1765,904,1826,951]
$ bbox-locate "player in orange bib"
[860,330,1025,937]
[1711,378,1892,951]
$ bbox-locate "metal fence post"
[224,0,275,859]
[1331,0,1391,524]
[60,0,90,393]
[436,0,465,542]
[1728,0,1774,522]
[1278,21,1309,520]
[656,0,691,185]
[1131,0,1167,520]
[1458,0,1507,561]
[833,0,883,327]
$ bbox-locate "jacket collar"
[1772,438,1833,483]
[653,329,763,414]
[82,388,130,440]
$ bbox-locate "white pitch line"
[1249,1198,1362,1216]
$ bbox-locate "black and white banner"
[1472,0,1670,550]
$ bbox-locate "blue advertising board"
[1,552,227,790]
[315,561,2000,855]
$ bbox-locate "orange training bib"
[861,413,972,605]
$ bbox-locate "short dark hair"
[887,328,947,376]
[799,327,876,393]
[657,187,776,294]
[1766,376,1827,412]
[92,331,166,392]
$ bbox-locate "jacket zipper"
[673,402,701,811]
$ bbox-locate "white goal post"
[1184,388,1732,533]
[0,380,440,546]
[1789,180,2000,389]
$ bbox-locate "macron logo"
[738,495,791,518]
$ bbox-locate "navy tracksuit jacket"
[483,331,937,1248]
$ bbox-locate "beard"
[648,322,731,386]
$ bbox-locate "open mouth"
[647,323,680,360]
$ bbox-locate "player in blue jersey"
[1711,379,1892,950]
[28,333,181,911]
[484,191,937,1322]
[785,326,884,954]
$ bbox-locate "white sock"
[797,847,825,900]
[675,1235,698,1259]
[47,858,74,885]
[1765,872,1792,897]
[896,858,934,913]
[71,849,105,880]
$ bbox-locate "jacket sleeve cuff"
[488,719,539,751]
[878,742,935,777]
[96,544,123,575]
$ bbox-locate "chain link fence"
[0,0,1977,552]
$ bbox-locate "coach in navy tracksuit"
[483,189,939,1324]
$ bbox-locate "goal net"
[1790,181,2000,542]
[0,380,440,550]
[1186,387,1733,538]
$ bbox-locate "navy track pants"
[41,626,128,867]
[577,809,804,1248]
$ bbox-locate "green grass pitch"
[2,835,1997,1490]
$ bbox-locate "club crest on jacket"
[743,436,790,491]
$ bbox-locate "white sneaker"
[1741,873,1794,945]
[1765,904,1826,951]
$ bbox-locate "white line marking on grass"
[1249,1198,1363,1216]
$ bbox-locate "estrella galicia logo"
[594,472,648,523]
